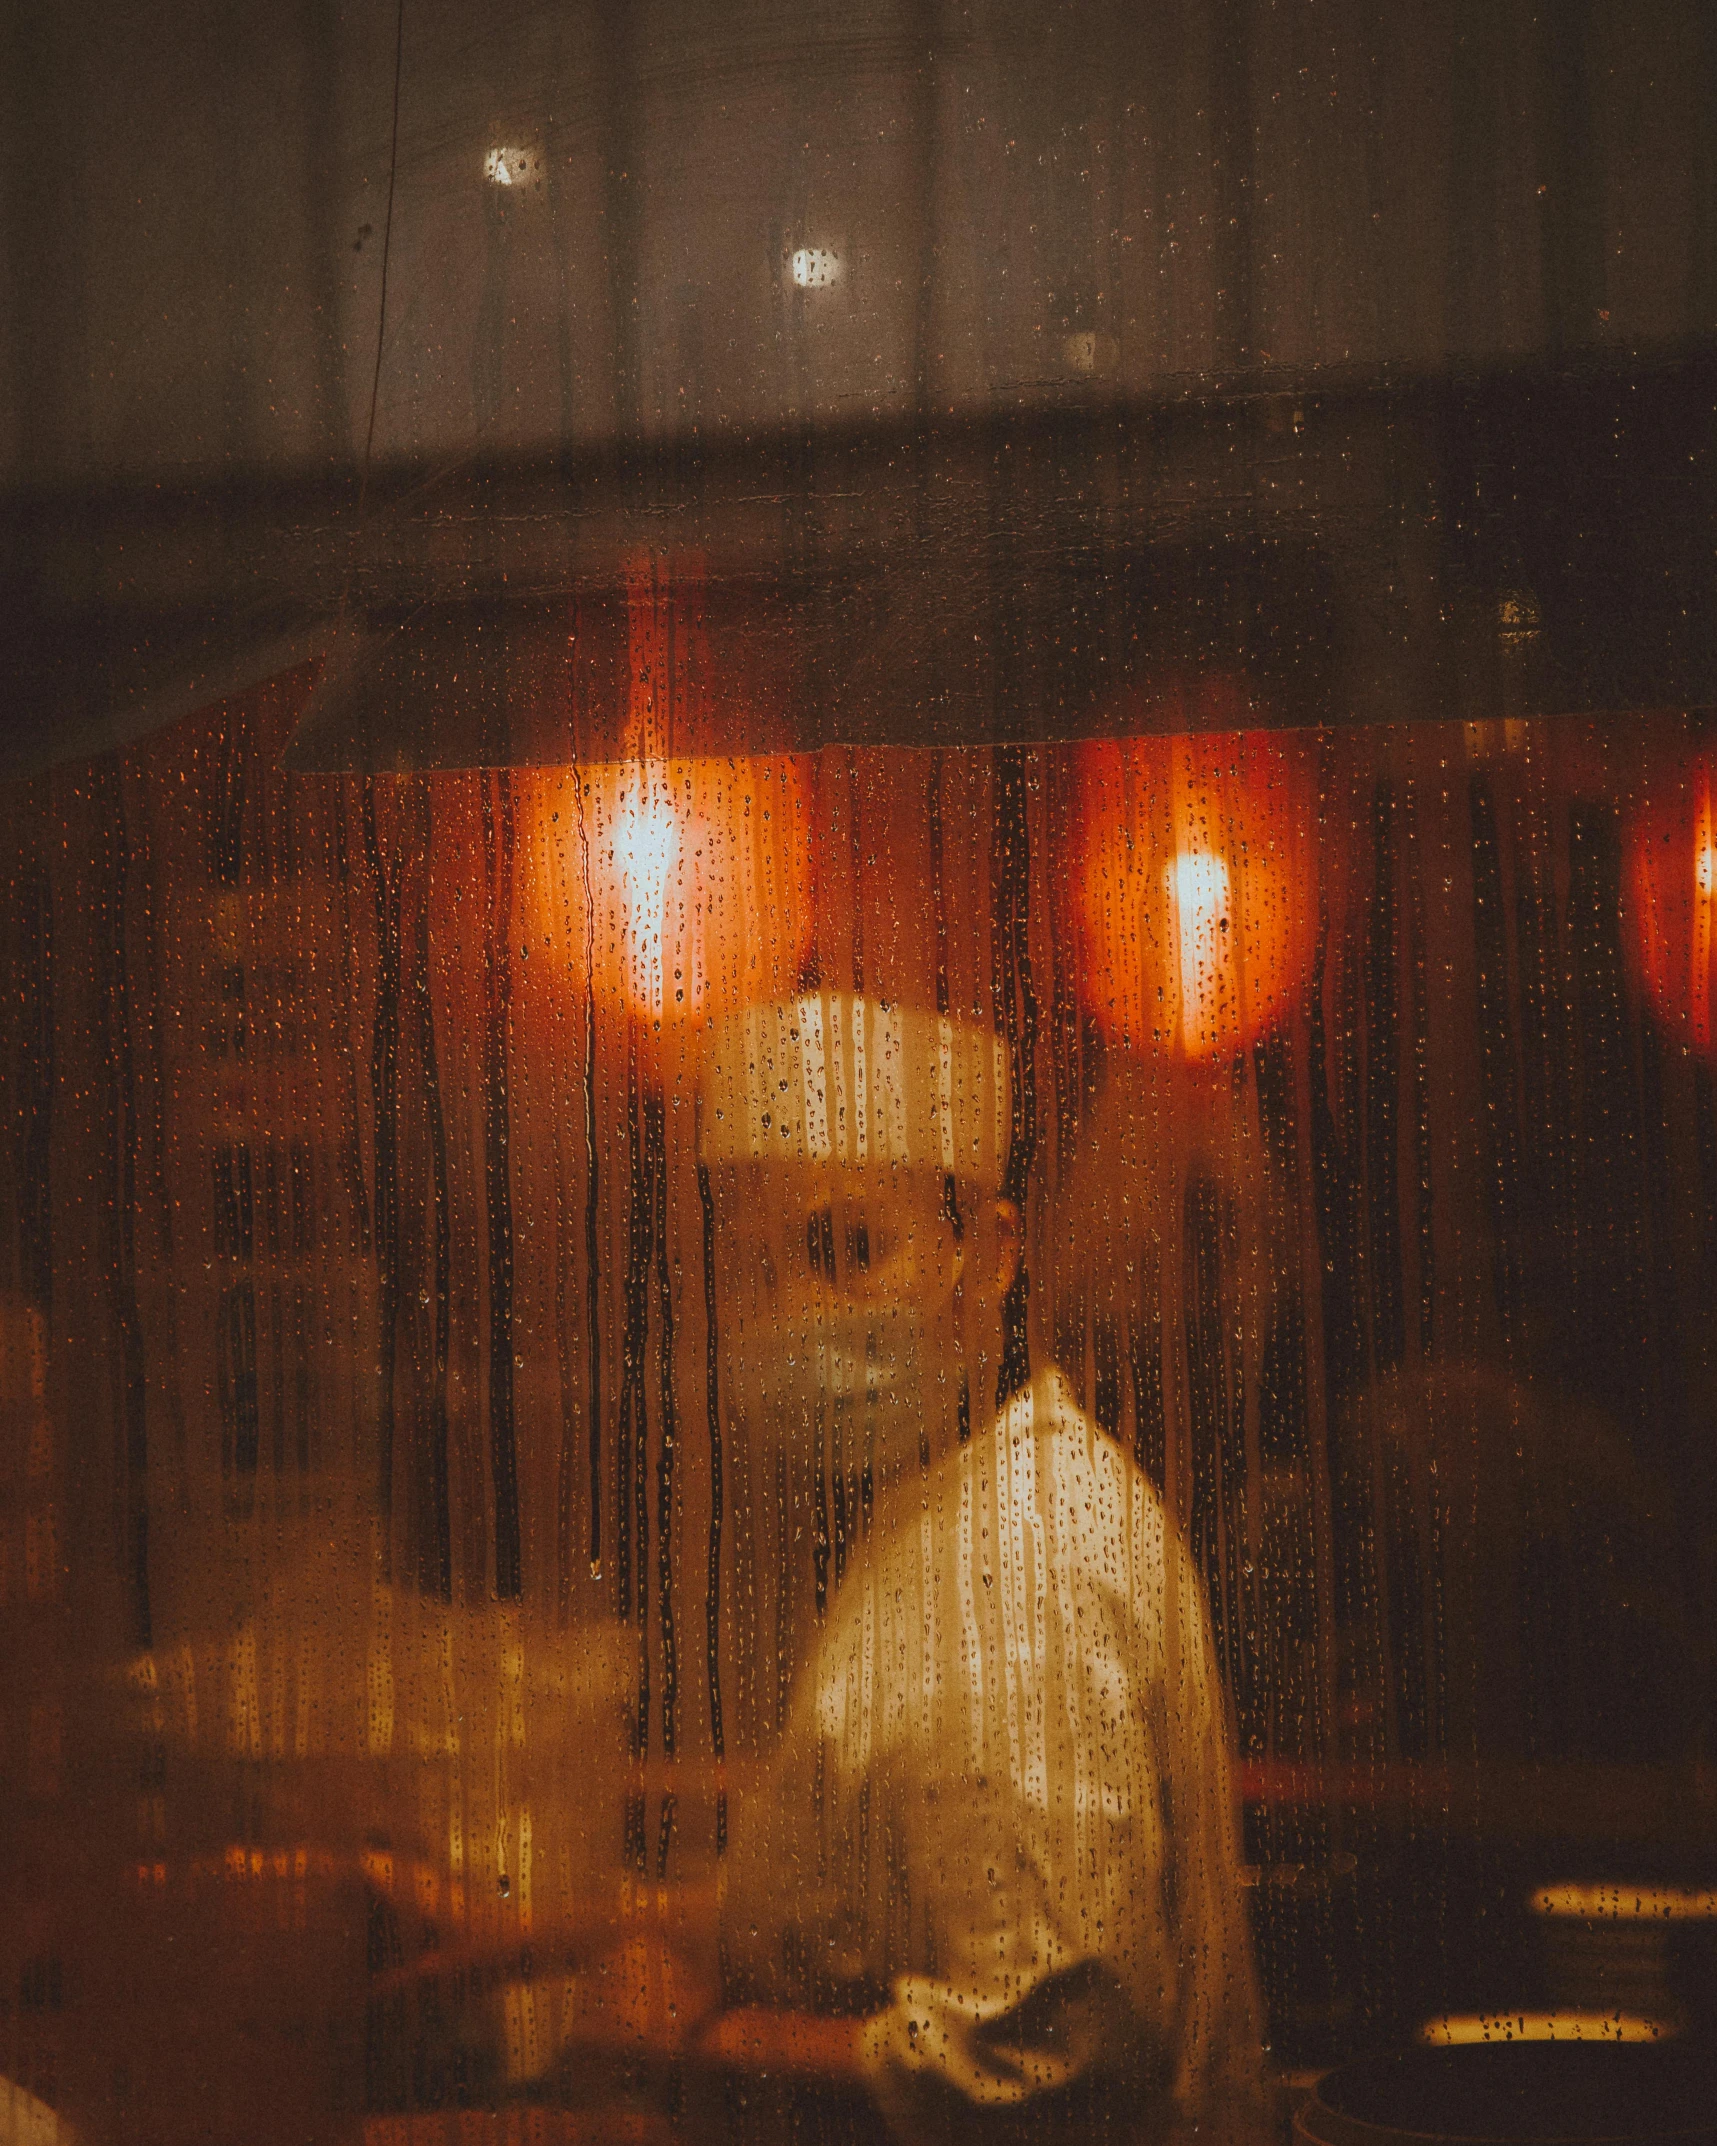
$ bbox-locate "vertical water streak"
[1291,932,1346,1800]
[1184,1173,1241,1702]
[1636,1023,1686,1469]
[133,787,175,1272]
[1468,772,1524,1342]
[1366,781,1405,1371]
[1045,832,1084,1167]
[15,849,54,1316]
[1564,805,1626,1399]
[696,1162,726,1850]
[133,783,190,1500]
[812,1387,832,1618]
[618,1053,654,1878]
[414,792,454,1602]
[334,794,374,1257]
[1127,1274,1167,1492]
[1694,1064,1717,1674]
[363,783,402,1573]
[576,771,603,1577]
[201,709,249,885]
[1404,779,1436,1358]
[482,772,523,1599]
[928,748,949,1016]
[1698,1064,1717,1278]
[831,1407,850,1589]
[291,1281,312,1486]
[553,980,577,1616]
[616,1057,641,1625]
[774,1443,792,1735]
[92,765,151,1647]
[269,1278,287,1476]
[849,750,866,995]
[616,1043,655,1811]
[650,1089,677,1765]
[1513,789,1574,1372]
[1306,907,1365,1403]
[990,747,1038,1404]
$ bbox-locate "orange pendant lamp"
[580,751,814,1029]
[1073,724,1318,1063]
[1625,743,1716,1061]
[527,557,815,1041]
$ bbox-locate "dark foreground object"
[1295,2043,1717,2145]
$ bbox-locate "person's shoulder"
[992,1366,1172,1562]
[883,1364,1169,1536]
[1031,1365,1165,1485]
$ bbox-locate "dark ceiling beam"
[4,350,1713,770]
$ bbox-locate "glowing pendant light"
[580,752,813,1029]
[1073,726,1318,1063]
[524,557,815,1040]
[1625,744,1717,1060]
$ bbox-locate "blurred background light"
[789,246,839,289]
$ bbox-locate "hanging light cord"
[359,0,406,515]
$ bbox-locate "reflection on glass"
[0,703,1713,2144]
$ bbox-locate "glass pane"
[7,4,1717,2136]
[2,688,1713,2142]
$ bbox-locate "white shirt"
[723,1366,1265,2141]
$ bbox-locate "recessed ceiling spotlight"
[484,146,542,190]
[789,246,840,290]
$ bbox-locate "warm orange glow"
[1625,748,1717,1061]
[528,755,815,1035]
[609,767,682,1017]
[1165,848,1233,1048]
[1533,1881,1717,1921]
[520,554,816,1041]
[1074,730,1318,1062]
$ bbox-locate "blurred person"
[673,994,1265,2145]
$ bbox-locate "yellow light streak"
[1420,2011,1677,2046]
[1531,1881,1717,1920]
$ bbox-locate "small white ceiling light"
[484,146,541,189]
[789,246,840,290]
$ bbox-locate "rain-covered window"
[5,6,1717,2145]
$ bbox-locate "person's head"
[698,996,1022,1471]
